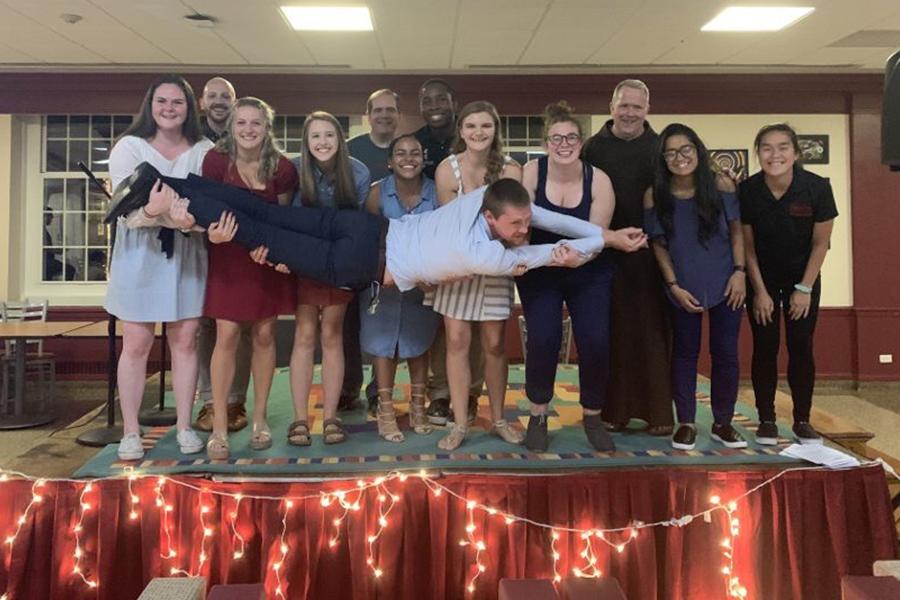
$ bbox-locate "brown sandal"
[323,418,347,445]
[287,420,312,446]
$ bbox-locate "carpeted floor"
[74,365,797,477]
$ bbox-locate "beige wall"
[592,114,853,307]
[0,116,10,301]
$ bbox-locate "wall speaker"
[883,49,900,168]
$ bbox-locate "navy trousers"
[162,173,384,291]
[670,301,742,425]
[516,260,614,411]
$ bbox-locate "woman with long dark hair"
[105,74,212,461]
[645,123,747,451]
[740,124,837,445]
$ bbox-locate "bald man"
[199,76,236,143]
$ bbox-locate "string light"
[72,481,98,589]
[0,463,850,599]
[230,493,246,560]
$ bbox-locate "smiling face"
[306,118,339,165]
[151,83,188,133]
[459,111,496,153]
[662,133,698,178]
[231,105,267,154]
[610,86,649,141]
[368,92,399,138]
[545,121,582,166]
[200,79,235,127]
[419,82,455,130]
[757,130,799,179]
[389,137,424,181]
[485,204,532,246]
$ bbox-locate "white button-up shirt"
[386,185,605,292]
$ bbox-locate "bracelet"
[794,283,813,294]
[666,280,678,288]
[733,265,746,272]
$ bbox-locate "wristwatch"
[794,283,813,294]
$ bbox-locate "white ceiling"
[0,0,898,72]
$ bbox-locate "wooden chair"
[0,299,56,414]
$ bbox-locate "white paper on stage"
[780,443,861,468]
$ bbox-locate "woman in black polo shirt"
[740,124,838,445]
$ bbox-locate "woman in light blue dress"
[360,134,440,442]
[105,74,212,461]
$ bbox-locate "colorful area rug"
[74,365,797,478]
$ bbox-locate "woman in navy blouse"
[644,123,747,451]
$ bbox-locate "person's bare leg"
[208,320,240,456]
[408,354,432,434]
[375,355,404,442]
[440,317,472,450]
[289,305,318,424]
[481,321,523,445]
[118,322,155,436]
[249,317,276,448]
[320,303,348,444]
[166,318,200,432]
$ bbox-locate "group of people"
[105,74,836,462]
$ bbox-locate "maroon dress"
[201,151,298,321]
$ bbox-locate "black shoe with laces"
[366,395,378,419]
[105,162,162,223]
[793,421,822,445]
[711,423,748,448]
[525,414,549,452]
[426,397,451,425]
[583,413,616,452]
[671,424,697,450]
[755,421,779,446]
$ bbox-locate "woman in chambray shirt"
[359,134,440,443]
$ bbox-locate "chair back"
[1,298,50,354]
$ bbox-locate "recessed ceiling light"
[701,6,814,32]
[280,6,373,31]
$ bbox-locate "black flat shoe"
[104,161,163,223]
[525,414,549,452]
[583,413,616,452]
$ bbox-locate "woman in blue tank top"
[516,102,617,453]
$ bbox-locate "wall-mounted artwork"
[798,134,829,164]
[709,149,749,179]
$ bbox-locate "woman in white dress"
[105,75,213,461]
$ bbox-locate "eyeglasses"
[546,133,582,146]
[662,144,697,161]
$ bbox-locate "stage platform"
[76,366,797,478]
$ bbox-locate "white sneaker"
[177,428,204,454]
[117,432,144,461]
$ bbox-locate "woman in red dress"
[201,97,298,459]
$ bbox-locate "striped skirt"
[424,275,515,321]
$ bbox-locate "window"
[42,114,133,282]
[499,114,591,166]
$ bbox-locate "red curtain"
[0,466,895,599]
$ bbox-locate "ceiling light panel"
[701,6,815,32]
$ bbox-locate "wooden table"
[0,320,94,429]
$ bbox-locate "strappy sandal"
[250,422,272,450]
[437,423,467,451]
[287,420,312,447]
[323,418,347,445]
[206,432,230,460]
[377,388,405,443]
[409,384,433,435]
[492,419,524,445]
